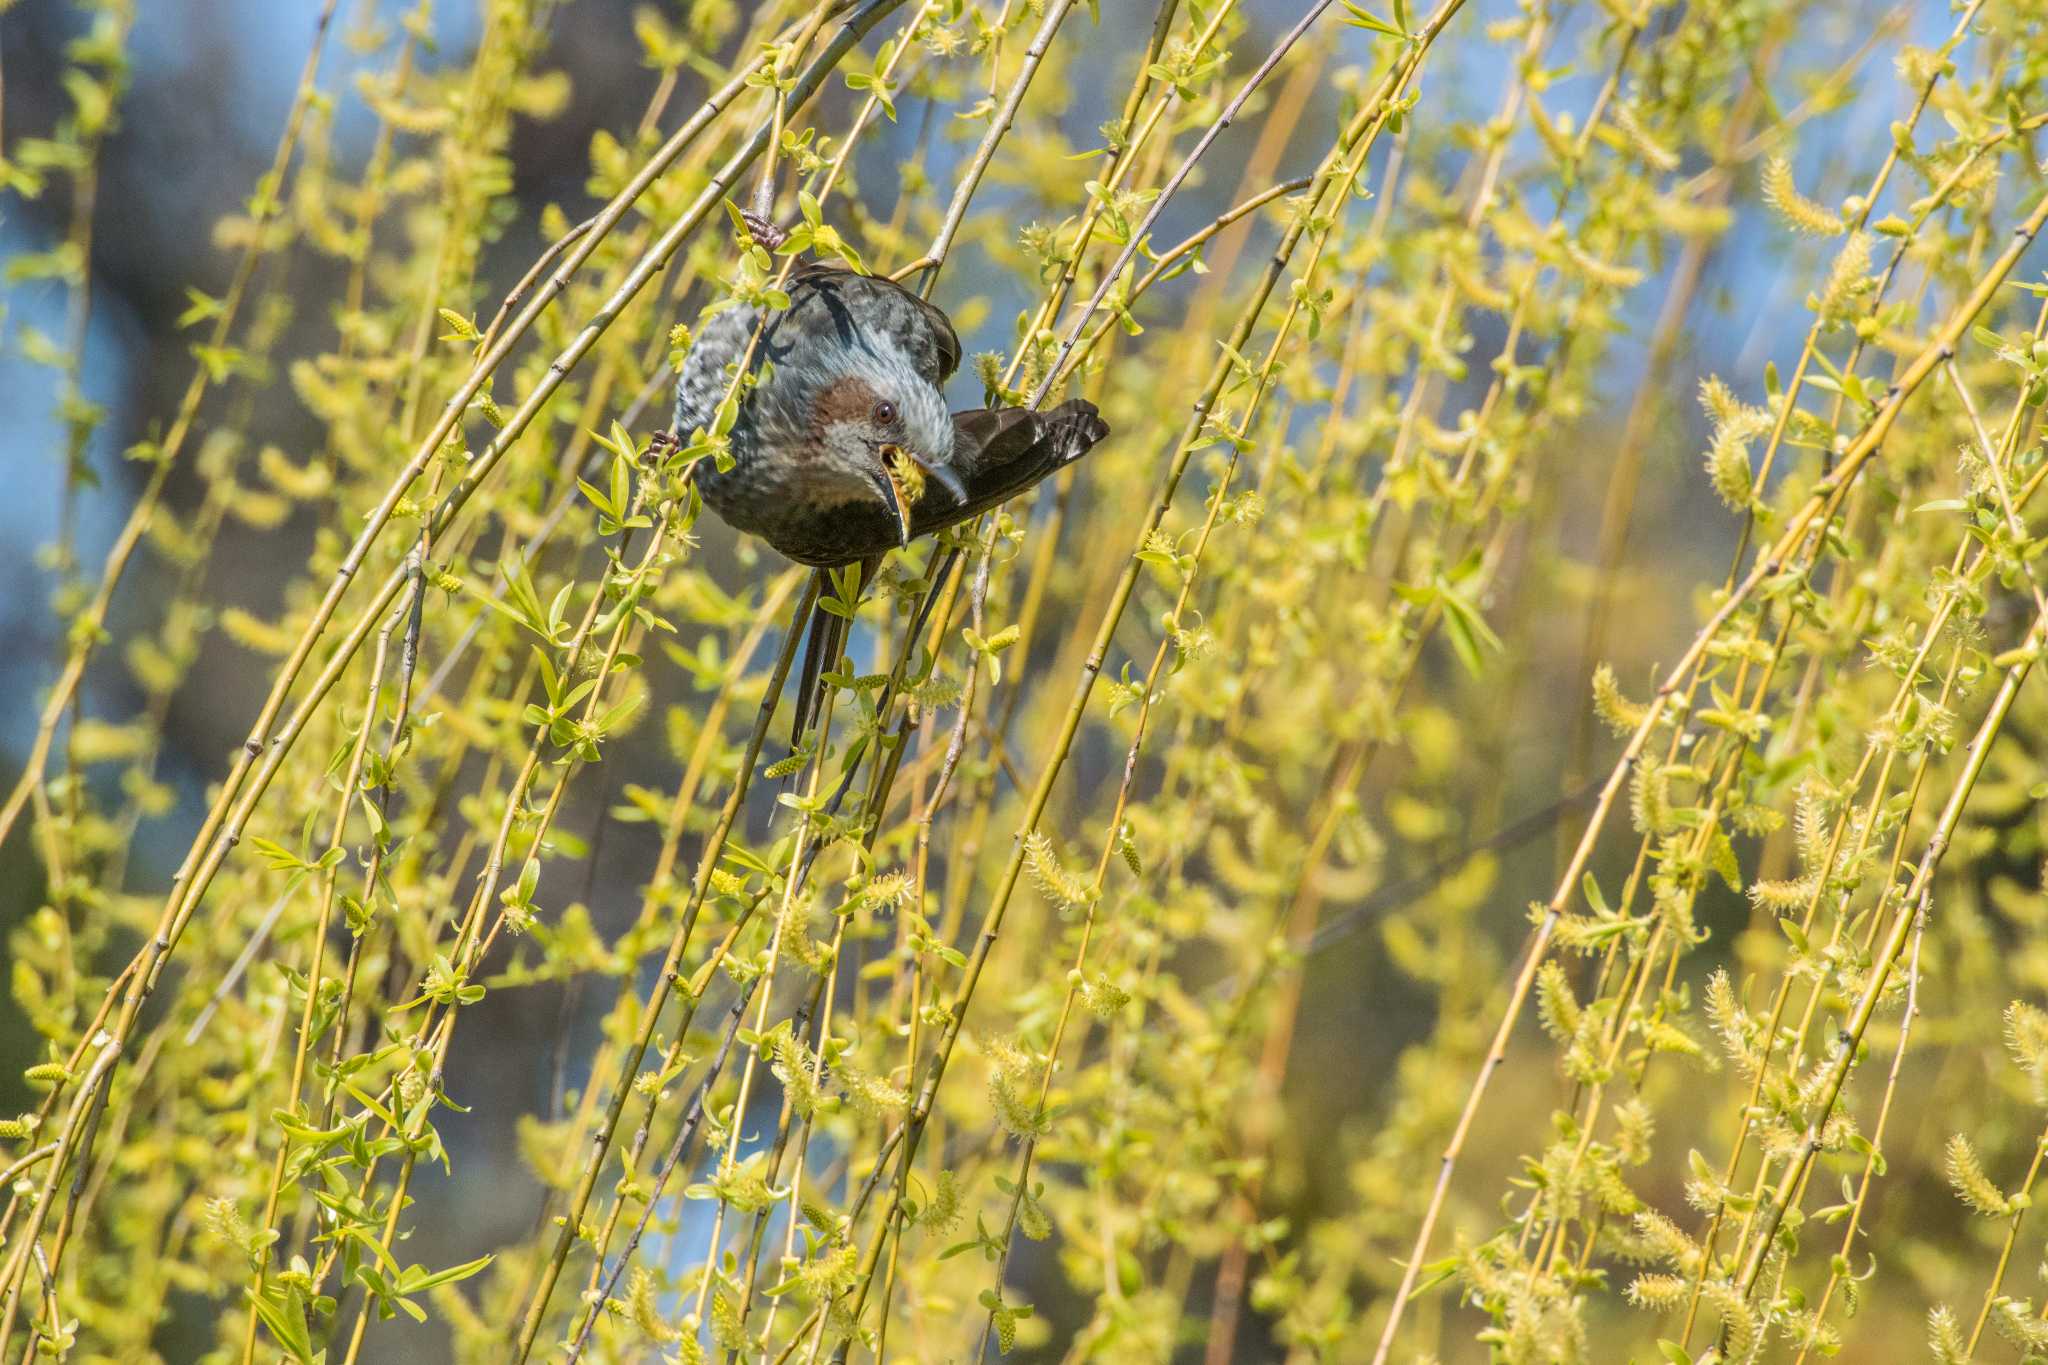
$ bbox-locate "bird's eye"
[872,400,899,427]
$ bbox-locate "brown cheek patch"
[809,376,878,444]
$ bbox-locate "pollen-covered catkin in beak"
[874,452,913,546]
[884,442,967,506]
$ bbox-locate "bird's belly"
[696,447,887,566]
[699,449,840,530]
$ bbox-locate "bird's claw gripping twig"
[645,429,680,464]
[739,208,791,253]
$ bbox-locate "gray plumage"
[672,263,1109,568]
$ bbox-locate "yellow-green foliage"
[7,0,2048,1361]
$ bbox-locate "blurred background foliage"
[3,0,2048,1360]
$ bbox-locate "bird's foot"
[645,428,680,465]
[739,208,791,253]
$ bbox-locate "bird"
[671,260,1109,568]
[669,257,1110,740]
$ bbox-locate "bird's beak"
[912,454,966,505]
[881,442,966,506]
[917,454,970,507]
[873,457,913,547]
[875,445,965,548]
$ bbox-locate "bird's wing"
[912,399,1111,535]
[785,261,961,385]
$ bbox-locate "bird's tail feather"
[788,557,879,755]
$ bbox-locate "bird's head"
[805,348,959,545]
